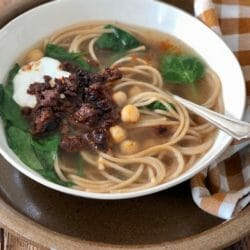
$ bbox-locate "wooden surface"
[0,0,249,249]
[0,228,249,250]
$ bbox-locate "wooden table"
[0,231,246,250]
[0,0,249,249]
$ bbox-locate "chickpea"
[112,91,128,107]
[120,140,139,154]
[121,104,140,123]
[25,49,43,63]
[109,125,127,143]
[128,86,142,97]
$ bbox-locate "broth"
[4,22,222,193]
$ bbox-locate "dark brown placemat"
[0,155,222,245]
[0,0,227,247]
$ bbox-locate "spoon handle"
[174,95,250,140]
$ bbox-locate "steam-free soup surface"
[1,22,222,193]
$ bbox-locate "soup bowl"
[0,0,245,199]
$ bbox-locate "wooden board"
[0,0,249,249]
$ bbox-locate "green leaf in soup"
[160,54,205,84]
[32,134,72,186]
[6,127,71,186]
[6,126,43,171]
[147,101,168,111]
[32,133,60,169]
[147,101,175,112]
[0,85,4,103]
[5,64,20,96]
[95,24,140,52]
[0,85,28,131]
[45,44,92,72]
[38,169,73,187]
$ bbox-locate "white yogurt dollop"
[13,57,70,108]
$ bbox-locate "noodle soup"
[0,22,221,193]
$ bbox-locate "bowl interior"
[0,0,246,199]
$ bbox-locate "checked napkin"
[191,0,250,220]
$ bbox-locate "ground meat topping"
[72,103,98,126]
[85,127,110,151]
[60,135,86,152]
[26,64,122,152]
[33,107,59,135]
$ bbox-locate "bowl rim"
[0,0,246,200]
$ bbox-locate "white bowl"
[0,0,245,199]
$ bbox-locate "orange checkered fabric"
[191,0,250,219]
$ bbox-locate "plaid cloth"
[191,0,250,220]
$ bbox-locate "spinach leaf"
[0,85,28,131]
[160,54,205,84]
[147,101,175,112]
[32,134,60,169]
[5,64,20,96]
[38,169,72,186]
[32,134,72,186]
[0,86,3,102]
[45,44,92,72]
[147,101,168,111]
[6,126,43,171]
[6,127,71,186]
[95,24,140,52]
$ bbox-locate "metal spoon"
[173,95,250,140]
